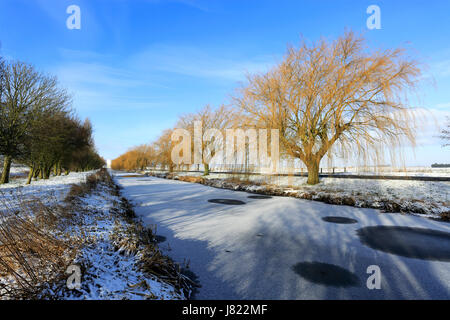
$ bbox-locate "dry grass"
[65,169,115,203]
[65,169,196,298]
[109,198,198,298]
[177,176,205,184]
[441,211,450,221]
[223,176,257,185]
[0,196,73,299]
[0,170,117,299]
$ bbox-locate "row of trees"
[113,31,425,184]
[111,105,236,174]
[0,56,105,184]
[112,144,156,172]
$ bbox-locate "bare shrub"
[441,211,450,221]
[64,169,113,203]
[0,201,71,298]
[110,217,198,298]
[177,176,205,184]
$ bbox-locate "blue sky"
[0,0,449,165]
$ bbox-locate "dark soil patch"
[357,226,450,261]
[322,216,358,224]
[154,235,166,243]
[429,217,450,223]
[208,199,246,205]
[292,262,360,287]
[247,195,273,199]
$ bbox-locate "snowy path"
[116,175,450,300]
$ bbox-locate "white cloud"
[55,62,145,88]
[428,57,450,80]
[58,48,114,61]
[129,44,279,82]
[53,44,279,112]
[71,89,164,111]
[142,0,214,12]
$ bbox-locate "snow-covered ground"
[299,166,450,177]
[7,165,29,177]
[117,175,450,300]
[0,171,94,208]
[42,181,184,300]
[147,166,450,177]
[0,170,185,300]
[333,167,450,177]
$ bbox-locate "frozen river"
[115,174,450,300]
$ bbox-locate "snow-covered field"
[302,166,450,177]
[149,166,450,177]
[0,171,93,205]
[333,167,450,177]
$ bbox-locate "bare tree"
[0,54,5,101]
[234,31,422,184]
[20,111,87,182]
[440,116,450,147]
[154,129,175,172]
[111,144,156,171]
[176,104,232,175]
[0,61,70,183]
[64,118,105,173]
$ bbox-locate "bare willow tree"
[440,117,450,147]
[176,104,232,175]
[234,31,422,184]
[0,61,70,184]
[154,129,175,172]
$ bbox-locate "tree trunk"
[44,167,51,179]
[34,168,40,180]
[1,155,12,184]
[203,163,210,176]
[306,159,320,185]
[26,167,34,185]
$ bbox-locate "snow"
[0,170,184,300]
[0,171,94,205]
[116,175,450,299]
[156,171,450,218]
[229,174,449,212]
[147,165,450,177]
[46,186,184,300]
[7,165,29,177]
[303,167,450,177]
